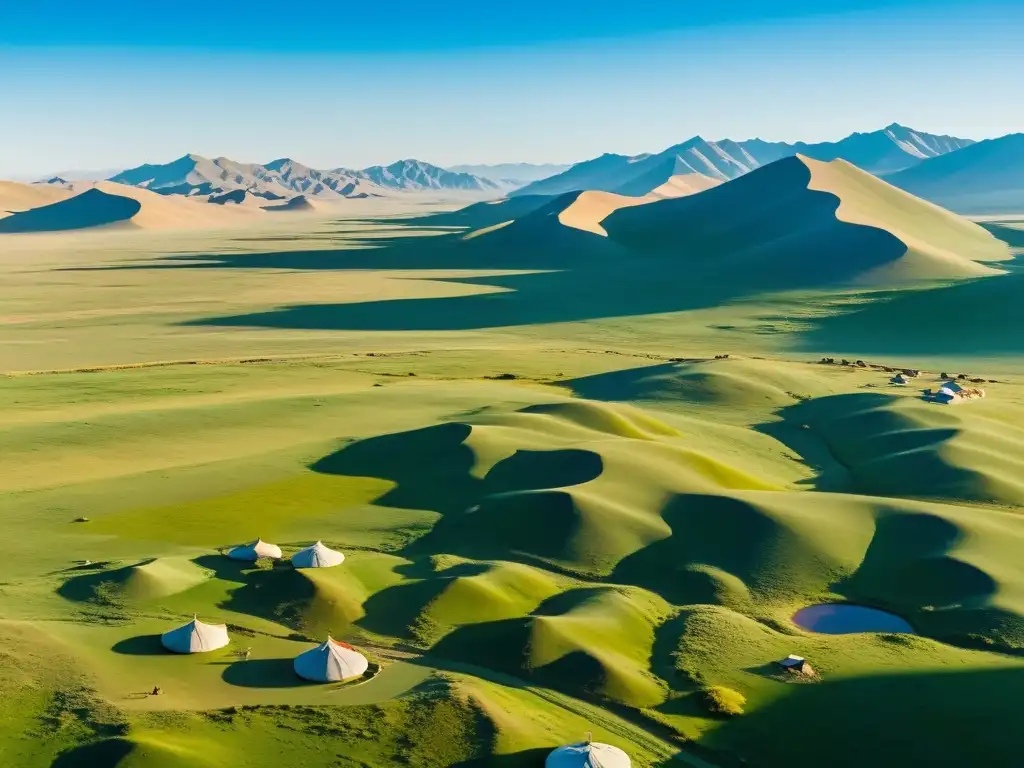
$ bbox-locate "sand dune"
[603,155,1008,286]
[0,188,141,233]
[648,172,723,199]
[262,195,315,212]
[557,190,654,235]
[0,181,74,219]
[556,173,723,236]
[0,182,263,233]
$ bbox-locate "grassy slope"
[4,353,1024,767]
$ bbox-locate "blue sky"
[1,1,1021,177]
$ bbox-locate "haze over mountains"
[447,163,572,185]
[515,123,975,198]
[108,154,505,200]
[887,133,1024,213]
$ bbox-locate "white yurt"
[546,737,631,768]
[161,616,230,653]
[227,538,282,561]
[293,637,369,683]
[291,541,346,569]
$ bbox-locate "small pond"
[792,603,915,634]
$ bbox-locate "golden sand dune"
[0,181,74,219]
[0,182,262,233]
[557,190,653,236]
[93,182,262,229]
[648,172,723,199]
[556,173,722,236]
[603,155,1009,286]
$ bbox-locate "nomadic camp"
[227,538,282,561]
[160,616,230,653]
[777,654,815,676]
[929,381,986,405]
[291,540,346,569]
[546,736,631,768]
[293,637,369,683]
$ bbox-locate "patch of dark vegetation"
[35,684,129,745]
[50,737,133,768]
[485,373,518,380]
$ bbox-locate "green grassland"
[2,195,1024,767]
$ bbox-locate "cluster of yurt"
[160,538,364,681]
[159,619,368,682]
[928,380,986,405]
[225,537,346,568]
[546,735,631,767]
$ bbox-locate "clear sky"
[1,0,1021,177]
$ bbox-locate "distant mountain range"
[887,133,1024,214]
[40,125,1024,214]
[447,163,572,185]
[107,155,505,199]
[513,124,975,198]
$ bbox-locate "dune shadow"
[796,269,1024,357]
[220,658,311,689]
[0,189,141,233]
[111,634,166,656]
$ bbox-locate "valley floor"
[2,210,1024,767]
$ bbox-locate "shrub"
[701,686,746,717]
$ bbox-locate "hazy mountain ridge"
[513,124,976,198]
[447,162,572,184]
[356,159,503,191]
[108,154,504,198]
[887,133,1024,213]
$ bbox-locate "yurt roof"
[227,537,282,560]
[291,540,345,568]
[161,616,229,654]
[545,740,631,768]
[293,636,369,683]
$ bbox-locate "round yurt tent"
[161,616,230,654]
[227,538,282,561]
[291,541,345,569]
[546,737,631,768]
[293,637,369,683]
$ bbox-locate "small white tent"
[546,738,631,768]
[293,637,369,683]
[161,616,230,653]
[291,541,345,569]
[227,538,282,561]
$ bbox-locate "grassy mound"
[567,357,840,409]
[436,586,673,708]
[59,557,212,604]
[785,391,1024,505]
[52,734,222,768]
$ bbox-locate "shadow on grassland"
[797,269,1024,356]
[61,157,941,333]
[708,667,1024,768]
